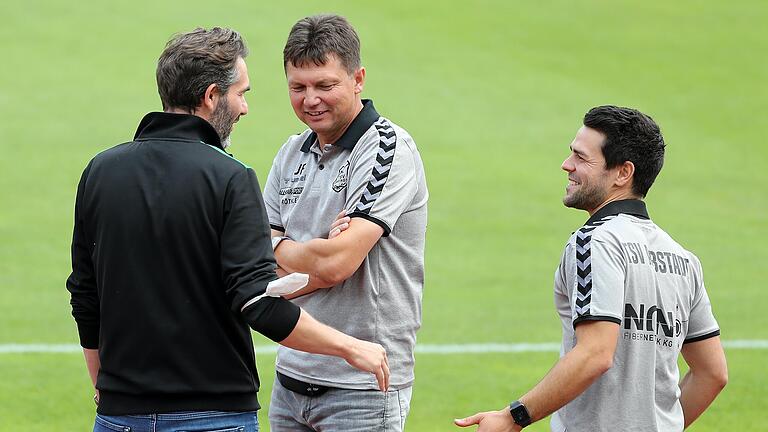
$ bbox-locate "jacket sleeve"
[66,162,100,349]
[221,167,300,342]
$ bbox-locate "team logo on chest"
[332,160,350,193]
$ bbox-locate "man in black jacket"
[66,27,389,432]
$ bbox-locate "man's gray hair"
[283,14,361,74]
[156,27,248,112]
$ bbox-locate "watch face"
[510,401,531,427]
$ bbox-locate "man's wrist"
[509,400,532,428]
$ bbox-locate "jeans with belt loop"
[93,410,258,432]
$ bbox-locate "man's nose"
[304,88,321,106]
[561,156,574,172]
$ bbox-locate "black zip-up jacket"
[66,112,300,415]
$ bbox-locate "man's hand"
[279,309,390,391]
[454,409,521,431]
[344,338,390,392]
[328,210,351,239]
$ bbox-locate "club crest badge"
[332,161,349,192]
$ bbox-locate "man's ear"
[614,160,635,189]
[353,67,366,94]
[200,83,220,114]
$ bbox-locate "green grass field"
[1,0,766,430]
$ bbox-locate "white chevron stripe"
[374,164,391,175]
[356,201,374,211]
[576,256,591,270]
[369,177,387,188]
[362,189,382,201]
[577,274,592,286]
[575,243,590,254]
[576,290,591,301]
[575,306,589,315]
[576,230,592,240]
[379,135,396,146]
[378,147,395,158]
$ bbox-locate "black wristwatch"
[509,400,532,428]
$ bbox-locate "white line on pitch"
[0,340,766,354]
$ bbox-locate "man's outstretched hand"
[454,409,521,432]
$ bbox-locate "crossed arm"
[272,212,384,298]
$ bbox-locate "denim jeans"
[93,411,258,432]
[269,376,412,432]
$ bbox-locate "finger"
[335,210,347,220]
[454,413,483,427]
[331,218,350,230]
[382,358,390,392]
[329,228,340,239]
[374,365,386,392]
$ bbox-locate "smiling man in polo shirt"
[263,13,428,432]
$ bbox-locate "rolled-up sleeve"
[221,167,300,342]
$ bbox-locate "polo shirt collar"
[300,99,380,153]
[585,199,650,225]
[134,112,223,149]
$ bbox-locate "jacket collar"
[585,199,650,225]
[300,99,380,152]
[134,112,223,149]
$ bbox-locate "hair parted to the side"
[283,14,361,74]
[584,105,666,197]
[156,27,248,112]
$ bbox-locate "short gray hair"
[283,14,361,74]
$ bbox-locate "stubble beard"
[563,181,608,212]
[210,99,237,149]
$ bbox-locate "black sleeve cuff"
[270,224,285,232]
[572,314,622,329]
[347,212,391,237]
[242,297,301,342]
[684,329,720,345]
[77,323,100,349]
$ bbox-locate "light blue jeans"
[269,376,412,432]
[93,411,258,432]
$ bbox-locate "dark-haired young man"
[66,27,389,432]
[456,106,727,431]
[264,14,428,432]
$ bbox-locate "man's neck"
[588,190,641,216]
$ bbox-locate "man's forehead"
[572,126,605,153]
[286,54,354,80]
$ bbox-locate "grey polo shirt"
[264,99,428,390]
[551,200,720,432]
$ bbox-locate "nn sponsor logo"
[624,303,681,338]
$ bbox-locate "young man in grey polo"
[456,106,727,431]
[263,14,427,431]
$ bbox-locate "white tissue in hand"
[265,273,309,297]
[240,273,309,312]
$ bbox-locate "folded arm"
[272,217,383,297]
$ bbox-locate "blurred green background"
[1,0,766,430]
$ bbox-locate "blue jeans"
[94,411,258,432]
[269,376,412,431]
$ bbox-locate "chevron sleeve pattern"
[346,118,418,236]
[570,218,625,327]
